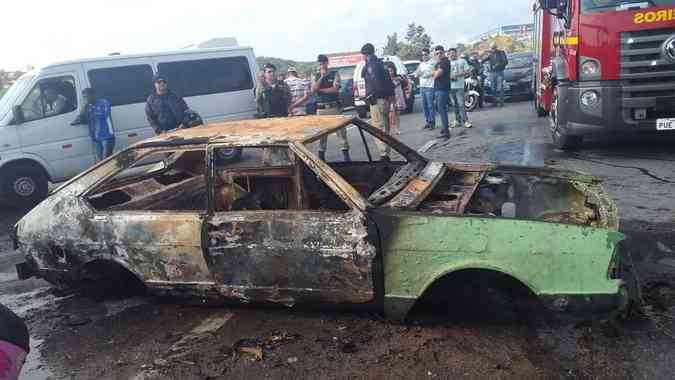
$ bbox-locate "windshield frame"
[581,0,674,14]
[0,75,34,122]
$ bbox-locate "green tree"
[383,33,401,56]
[398,23,433,60]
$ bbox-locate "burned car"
[14,116,629,320]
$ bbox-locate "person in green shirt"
[448,48,473,129]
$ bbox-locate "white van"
[0,47,258,206]
[353,56,413,118]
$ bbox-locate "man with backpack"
[482,42,509,107]
[361,43,395,160]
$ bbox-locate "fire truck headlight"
[580,58,601,80]
[581,90,600,107]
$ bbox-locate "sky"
[2,0,533,70]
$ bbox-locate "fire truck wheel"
[550,89,582,150]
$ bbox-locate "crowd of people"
[65,41,509,164]
[256,42,509,147]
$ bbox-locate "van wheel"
[1,164,49,208]
[215,147,243,164]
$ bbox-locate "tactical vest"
[315,71,339,104]
[263,84,289,117]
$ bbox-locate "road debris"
[232,330,301,362]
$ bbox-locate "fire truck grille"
[621,28,675,114]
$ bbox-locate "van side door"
[15,72,93,181]
[84,63,155,151]
[155,53,256,123]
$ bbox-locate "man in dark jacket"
[255,63,291,118]
[145,74,189,134]
[361,43,395,160]
[482,42,509,107]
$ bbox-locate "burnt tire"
[0,164,48,209]
[550,88,582,150]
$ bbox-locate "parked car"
[354,56,414,118]
[15,115,634,322]
[333,65,357,110]
[403,60,421,94]
[0,47,259,207]
[485,52,534,102]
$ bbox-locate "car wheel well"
[78,260,146,298]
[408,269,542,324]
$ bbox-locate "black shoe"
[380,155,391,161]
[438,132,450,140]
[343,150,351,162]
[422,123,431,130]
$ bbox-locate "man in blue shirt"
[71,88,115,162]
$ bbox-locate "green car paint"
[373,212,625,320]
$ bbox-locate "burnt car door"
[83,147,213,285]
[203,145,377,306]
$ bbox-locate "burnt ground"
[2,100,675,380]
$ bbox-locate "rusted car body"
[14,116,629,320]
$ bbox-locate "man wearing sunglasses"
[145,73,189,134]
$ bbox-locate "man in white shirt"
[415,48,437,130]
[285,67,311,116]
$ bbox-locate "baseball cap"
[317,54,329,63]
[287,66,298,73]
[153,73,166,82]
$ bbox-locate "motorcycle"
[464,76,481,112]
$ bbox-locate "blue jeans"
[421,87,436,125]
[434,90,450,135]
[490,71,505,104]
[95,138,115,162]
[450,87,468,125]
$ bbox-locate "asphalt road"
[2,99,675,379]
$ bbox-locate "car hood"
[383,161,619,231]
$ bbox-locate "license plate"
[656,118,675,131]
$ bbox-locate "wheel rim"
[217,148,238,159]
[465,95,477,109]
[13,177,36,197]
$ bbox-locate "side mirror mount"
[12,105,24,125]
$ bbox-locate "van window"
[158,57,253,97]
[19,76,77,122]
[88,65,154,106]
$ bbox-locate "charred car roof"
[137,116,355,148]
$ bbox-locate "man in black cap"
[255,63,292,118]
[145,73,189,134]
[360,43,395,160]
[313,54,349,161]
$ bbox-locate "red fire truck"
[533,0,675,149]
